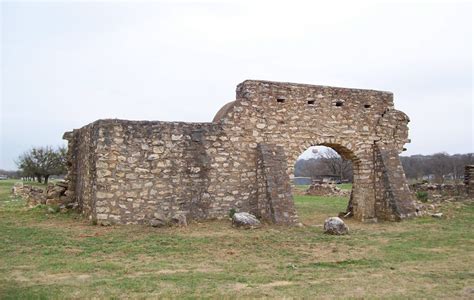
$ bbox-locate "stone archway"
[230,80,417,224]
[286,139,379,221]
[290,142,358,215]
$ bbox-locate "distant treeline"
[295,154,353,181]
[295,152,474,184]
[0,169,21,178]
[400,153,473,182]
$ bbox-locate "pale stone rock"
[324,217,349,235]
[232,212,261,228]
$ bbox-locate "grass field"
[1,179,473,298]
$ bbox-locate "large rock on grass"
[324,217,349,235]
[232,212,261,228]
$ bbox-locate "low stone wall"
[12,181,75,209]
[411,182,468,199]
[12,183,46,206]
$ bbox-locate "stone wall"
[411,182,468,199]
[64,80,416,225]
[13,181,72,209]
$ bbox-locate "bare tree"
[319,148,352,181]
[400,152,474,183]
[295,147,353,181]
[16,146,67,184]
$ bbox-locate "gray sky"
[1,0,472,170]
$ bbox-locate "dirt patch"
[10,270,92,285]
[261,280,293,288]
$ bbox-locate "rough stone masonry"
[63,80,417,225]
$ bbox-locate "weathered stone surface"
[63,80,416,226]
[171,214,187,227]
[149,218,167,228]
[13,181,76,210]
[19,185,47,207]
[411,182,468,199]
[12,182,24,196]
[305,183,350,197]
[232,212,261,228]
[324,217,349,235]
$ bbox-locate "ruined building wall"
[64,80,416,225]
[63,123,98,218]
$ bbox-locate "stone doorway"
[292,144,356,222]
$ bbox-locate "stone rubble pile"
[12,182,46,206]
[413,194,470,217]
[305,182,351,197]
[12,181,76,211]
[148,212,188,228]
[410,182,467,199]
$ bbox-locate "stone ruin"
[13,181,74,210]
[305,182,350,197]
[62,80,417,225]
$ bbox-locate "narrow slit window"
[307,100,315,105]
[364,104,371,108]
[277,98,285,103]
[335,101,344,107]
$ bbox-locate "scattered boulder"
[431,212,443,218]
[12,182,24,196]
[232,212,261,228]
[149,213,188,228]
[24,186,47,207]
[150,218,167,228]
[150,212,168,227]
[171,214,187,227]
[46,184,66,199]
[324,217,349,235]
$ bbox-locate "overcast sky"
[1,0,472,170]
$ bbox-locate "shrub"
[228,208,237,218]
[416,191,428,202]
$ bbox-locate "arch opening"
[292,145,358,225]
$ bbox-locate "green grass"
[1,179,473,298]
